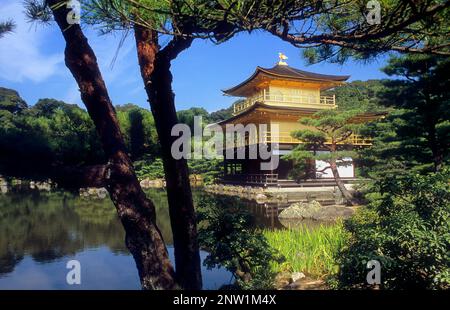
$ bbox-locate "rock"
[291,272,306,282]
[35,181,51,191]
[278,200,322,219]
[255,193,268,204]
[310,205,355,221]
[140,178,165,188]
[189,174,203,187]
[254,187,264,194]
[97,188,108,199]
[288,278,327,290]
[235,186,244,193]
[79,187,108,199]
[274,271,292,288]
[278,200,356,222]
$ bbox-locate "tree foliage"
[359,55,450,176]
[116,103,159,160]
[0,20,15,38]
[0,94,104,176]
[197,193,279,289]
[0,87,28,114]
[336,169,450,289]
[324,80,387,112]
[78,0,450,59]
[336,54,450,289]
[0,88,162,178]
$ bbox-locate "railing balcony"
[262,131,372,146]
[225,131,372,149]
[233,91,336,115]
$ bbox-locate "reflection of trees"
[0,188,257,277]
[0,189,176,277]
[144,189,173,244]
[0,191,126,275]
[0,251,23,275]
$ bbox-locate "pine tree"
[285,109,373,205]
[362,55,450,175]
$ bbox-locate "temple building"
[217,53,375,187]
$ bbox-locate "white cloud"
[0,1,64,83]
[0,1,142,106]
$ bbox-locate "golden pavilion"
[217,54,375,187]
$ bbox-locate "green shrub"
[134,158,165,180]
[135,157,223,184]
[197,193,280,289]
[335,169,450,289]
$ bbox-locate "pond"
[0,188,290,290]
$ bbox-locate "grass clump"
[263,222,348,279]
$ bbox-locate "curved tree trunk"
[48,1,176,290]
[330,159,355,206]
[134,26,202,290]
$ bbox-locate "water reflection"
[0,189,230,289]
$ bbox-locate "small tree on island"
[285,109,370,205]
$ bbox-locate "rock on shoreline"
[278,200,355,221]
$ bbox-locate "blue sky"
[0,0,391,112]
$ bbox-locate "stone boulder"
[0,177,8,194]
[278,201,356,222]
[310,205,355,221]
[139,178,165,189]
[79,187,109,199]
[291,272,306,282]
[255,193,268,204]
[278,200,322,219]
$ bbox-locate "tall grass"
[263,222,348,279]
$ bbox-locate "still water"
[0,188,282,290]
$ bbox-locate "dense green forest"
[0,86,233,181]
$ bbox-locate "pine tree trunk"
[423,93,443,172]
[426,115,443,172]
[49,1,176,290]
[330,160,355,206]
[134,26,202,290]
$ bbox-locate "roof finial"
[278,52,288,66]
